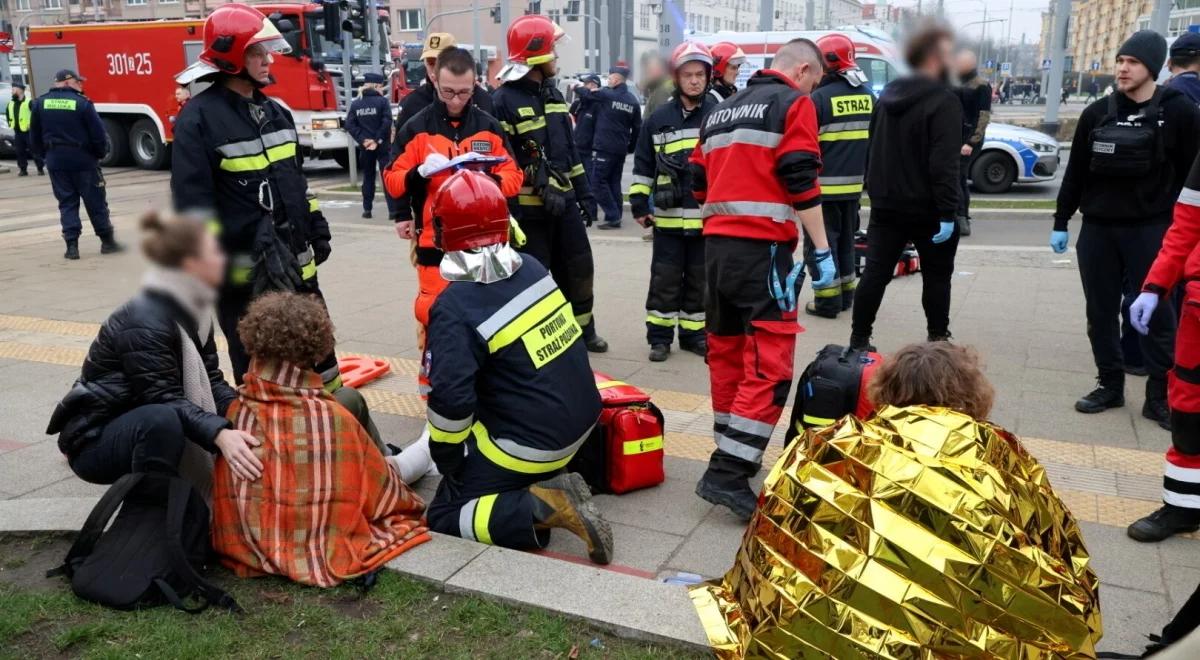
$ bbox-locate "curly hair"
[867,342,995,420]
[237,292,335,367]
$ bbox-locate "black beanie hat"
[1117,29,1167,80]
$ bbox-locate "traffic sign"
[1091,60,1100,71]
[1041,58,1052,70]
[985,59,995,69]
[0,32,13,55]
[1000,62,1012,76]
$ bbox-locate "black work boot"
[585,335,609,353]
[848,333,875,352]
[63,239,80,261]
[804,301,838,319]
[361,210,372,219]
[681,335,708,358]
[1074,383,1124,413]
[695,470,758,522]
[99,234,125,255]
[1127,504,1200,542]
[1144,399,1172,431]
[17,170,28,177]
[648,344,671,362]
[530,472,613,564]
[927,332,953,342]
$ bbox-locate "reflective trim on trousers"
[474,422,594,474]
[458,493,498,544]
[716,432,765,464]
[728,414,775,440]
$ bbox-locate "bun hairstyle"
[140,212,207,268]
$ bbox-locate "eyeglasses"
[439,87,474,100]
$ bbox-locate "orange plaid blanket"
[212,360,430,587]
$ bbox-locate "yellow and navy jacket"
[28,88,108,171]
[5,96,32,132]
[810,74,874,202]
[423,259,602,475]
[628,94,715,235]
[491,77,592,210]
[171,85,329,259]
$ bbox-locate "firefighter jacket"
[1145,162,1200,296]
[491,77,592,212]
[689,70,823,247]
[345,88,392,148]
[575,83,642,156]
[708,79,737,103]
[810,74,874,201]
[171,84,329,274]
[628,94,715,234]
[384,99,524,266]
[423,258,602,476]
[6,96,31,132]
[28,87,107,171]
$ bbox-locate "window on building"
[547,8,561,23]
[640,4,651,30]
[16,0,30,10]
[126,0,147,6]
[396,8,422,31]
[160,0,180,4]
[703,15,710,32]
[44,0,62,7]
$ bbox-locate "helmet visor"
[248,20,292,55]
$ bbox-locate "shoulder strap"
[1103,93,1118,125]
[163,478,244,614]
[48,473,145,578]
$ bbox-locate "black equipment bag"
[784,344,882,446]
[1089,88,1164,178]
[48,472,242,614]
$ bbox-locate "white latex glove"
[417,152,451,177]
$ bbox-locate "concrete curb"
[0,495,712,653]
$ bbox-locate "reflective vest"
[491,78,591,209]
[690,70,823,246]
[810,75,874,201]
[629,95,715,234]
[6,97,32,132]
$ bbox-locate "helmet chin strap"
[238,69,275,89]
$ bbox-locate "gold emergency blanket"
[690,406,1102,659]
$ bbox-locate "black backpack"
[49,472,242,614]
[784,344,882,446]
[1089,88,1164,178]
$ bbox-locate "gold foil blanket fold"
[690,406,1102,659]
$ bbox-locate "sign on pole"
[1000,62,1012,77]
[0,32,13,54]
[1090,60,1100,71]
[1041,58,1052,71]
[985,59,995,69]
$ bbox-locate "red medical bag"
[566,373,666,494]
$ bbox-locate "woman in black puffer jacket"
[47,214,263,486]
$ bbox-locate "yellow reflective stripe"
[500,120,515,134]
[659,138,698,155]
[487,290,570,353]
[308,197,320,212]
[595,380,627,389]
[629,183,652,196]
[514,117,547,134]
[474,424,576,474]
[518,194,544,206]
[623,435,663,455]
[218,142,298,172]
[526,53,555,65]
[842,279,857,291]
[428,422,472,444]
[230,267,252,285]
[509,217,527,247]
[301,259,317,280]
[817,130,869,142]
[646,315,677,327]
[205,220,222,236]
[575,311,592,326]
[813,286,841,297]
[821,183,864,195]
[474,493,497,545]
[802,414,835,426]
[545,103,569,114]
[678,318,705,331]
[548,177,572,192]
[653,217,704,230]
[569,163,585,177]
[322,374,343,393]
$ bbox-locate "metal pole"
[1042,0,1071,134]
[1149,0,1171,36]
[424,7,476,32]
[622,0,633,66]
[342,30,357,185]
[804,0,814,30]
[471,0,482,74]
[601,0,612,67]
[366,0,380,74]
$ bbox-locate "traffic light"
[490,4,502,23]
[322,0,342,43]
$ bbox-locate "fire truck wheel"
[129,119,170,170]
[100,117,130,168]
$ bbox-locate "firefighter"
[6,83,43,176]
[345,72,397,219]
[492,14,608,352]
[804,33,875,319]
[576,61,641,230]
[423,170,612,563]
[690,38,837,521]
[629,42,716,362]
[29,70,122,261]
[708,42,746,102]
[384,46,523,395]
[172,3,337,387]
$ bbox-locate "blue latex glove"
[1130,291,1159,335]
[809,248,836,289]
[1050,230,1069,254]
[931,220,955,244]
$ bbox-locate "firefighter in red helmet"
[804,33,875,318]
[491,15,609,353]
[171,4,341,390]
[422,170,612,562]
[708,41,746,102]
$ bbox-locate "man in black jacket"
[1051,30,1200,426]
[850,24,962,351]
[954,49,991,237]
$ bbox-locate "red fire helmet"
[176,3,291,85]
[499,15,566,82]
[816,33,857,73]
[670,41,714,74]
[431,171,511,252]
[710,42,746,79]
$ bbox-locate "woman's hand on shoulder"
[215,428,263,481]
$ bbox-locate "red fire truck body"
[25,3,348,170]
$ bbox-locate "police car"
[695,27,1060,193]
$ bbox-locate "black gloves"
[429,440,465,478]
[312,240,332,266]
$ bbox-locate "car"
[973,123,1060,193]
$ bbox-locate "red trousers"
[1166,284,1200,509]
[416,263,449,398]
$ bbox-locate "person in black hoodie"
[1052,30,1200,426]
[849,23,962,351]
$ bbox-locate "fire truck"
[24,2,386,170]
[390,41,500,103]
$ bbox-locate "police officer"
[423,170,612,563]
[1168,32,1200,104]
[6,83,43,176]
[708,42,746,102]
[629,42,716,362]
[29,70,122,260]
[345,72,396,219]
[492,14,608,352]
[172,4,337,387]
[570,72,602,163]
[577,61,641,230]
[805,34,875,318]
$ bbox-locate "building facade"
[1136,0,1200,39]
[1068,0,1152,74]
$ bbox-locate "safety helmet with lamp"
[176,3,291,85]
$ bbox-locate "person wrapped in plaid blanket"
[211,293,430,587]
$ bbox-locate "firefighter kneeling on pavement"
[630,41,717,362]
[805,33,875,319]
[422,170,613,563]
